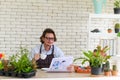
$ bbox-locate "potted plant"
[9,47,37,78]
[0,47,37,78]
[74,45,111,75]
[0,53,4,70]
[107,28,112,33]
[0,61,4,70]
[117,32,120,36]
[0,60,4,76]
[0,53,5,76]
[111,64,118,76]
[104,61,111,76]
[114,0,120,14]
[114,23,120,33]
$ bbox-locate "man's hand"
[34,53,40,61]
[67,64,74,72]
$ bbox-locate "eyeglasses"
[45,37,54,41]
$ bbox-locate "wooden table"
[0,69,120,80]
[35,69,91,78]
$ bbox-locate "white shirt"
[29,44,64,60]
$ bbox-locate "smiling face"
[40,28,57,48]
[43,33,55,46]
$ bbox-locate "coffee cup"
[40,54,47,60]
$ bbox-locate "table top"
[35,69,90,78]
[0,69,120,80]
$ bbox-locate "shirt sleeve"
[54,45,64,58]
[29,45,40,60]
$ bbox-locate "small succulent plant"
[112,65,117,71]
[104,61,111,72]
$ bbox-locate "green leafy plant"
[74,50,103,67]
[9,47,37,73]
[117,32,120,37]
[114,0,120,8]
[0,61,4,70]
[74,45,111,68]
[0,53,7,71]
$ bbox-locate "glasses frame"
[45,37,55,41]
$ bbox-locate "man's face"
[43,33,55,46]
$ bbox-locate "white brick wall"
[0,0,114,59]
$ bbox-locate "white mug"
[40,54,47,60]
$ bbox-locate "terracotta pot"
[107,29,112,33]
[104,71,111,76]
[111,70,118,76]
